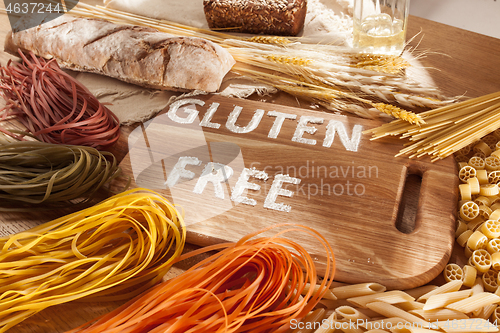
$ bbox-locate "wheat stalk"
[49,2,454,123]
[232,64,424,125]
[228,46,452,114]
[246,36,292,46]
[351,53,410,74]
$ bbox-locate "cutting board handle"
[402,160,459,234]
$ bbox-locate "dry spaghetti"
[67,224,335,333]
[0,188,186,332]
[0,50,120,148]
[0,140,121,209]
[365,91,500,161]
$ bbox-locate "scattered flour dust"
[302,0,354,44]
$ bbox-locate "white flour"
[301,0,354,44]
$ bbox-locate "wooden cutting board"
[116,94,459,290]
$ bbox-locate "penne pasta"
[357,307,384,319]
[390,327,442,333]
[302,283,337,300]
[396,302,425,311]
[335,306,371,322]
[318,299,352,310]
[475,304,498,320]
[360,317,408,330]
[311,311,337,333]
[423,290,473,310]
[366,302,428,326]
[409,309,469,321]
[446,292,500,313]
[348,291,415,308]
[404,285,439,300]
[472,277,485,295]
[292,308,327,333]
[417,280,463,301]
[437,318,499,332]
[330,281,350,288]
[332,283,386,299]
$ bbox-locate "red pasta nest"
[0,50,120,148]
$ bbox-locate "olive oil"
[353,13,406,55]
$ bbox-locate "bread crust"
[203,0,307,36]
[6,15,235,92]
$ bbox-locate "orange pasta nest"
[68,224,336,333]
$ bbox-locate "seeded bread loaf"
[203,0,307,36]
[5,15,235,93]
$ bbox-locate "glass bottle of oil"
[353,0,410,56]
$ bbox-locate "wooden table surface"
[1,0,500,332]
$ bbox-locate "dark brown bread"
[203,0,307,36]
[5,15,235,93]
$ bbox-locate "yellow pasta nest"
[0,188,186,331]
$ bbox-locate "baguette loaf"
[203,0,307,36]
[5,15,235,93]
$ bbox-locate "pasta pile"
[0,50,120,148]
[67,224,335,333]
[450,133,500,295]
[0,140,121,209]
[0,188,186,332]
[288,279,500,333]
